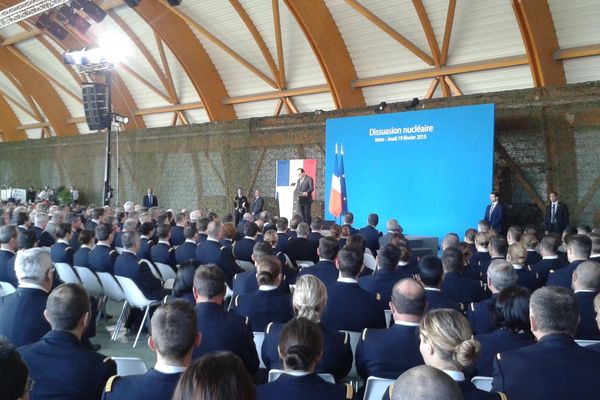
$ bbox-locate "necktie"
[489,204,495,219]
[551,204,556,224]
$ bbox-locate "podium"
[277,186,297,221]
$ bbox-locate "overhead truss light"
[0,0,68,29]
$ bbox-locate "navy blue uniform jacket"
[546,259,586,288]
[441,271,487,304]
[88,244,118,274]
[0,249,18,286]
[321,281,386,332]
[359,267,414,309]
[474,328,536,376]
[50,241,74,265]
[0,287,50,347]
[101,369,182,400]
[114,251,165,300]
[297,259,338,287]
[174,240,196,265]
[73,246,92,268]
[233,288,293,332]
[256,373,353,400]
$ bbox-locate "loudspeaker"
[82,1,107,23]
[46,20,69,40]
[167,0,182,5]
[82,83,110,130]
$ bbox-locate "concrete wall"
[1,81,599,228]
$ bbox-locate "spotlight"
[375,101,387,113]
[112,114,129,124]
[405,97,419,111]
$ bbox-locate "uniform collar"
[19,282,49,292]
[154,363,187,374]
[259,285,278,291]
[337,277,358,284]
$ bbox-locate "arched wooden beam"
[0,91,26,141]
[0,46,77,137]
[511,0,565,87]
[134,0,236,121]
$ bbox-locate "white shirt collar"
[574,290,597,293]
[154,362,187,374]
[81,245,91,249]
[443,370,465,382]
[398,261,409,266]
[591,253,600,258]
[512,264,523,270]
[337,277,358,284]
[425,287,441,292]
[394,320,420,327]
[543,255,558,260]
[123,249,136,255]
[207,238,220,243]
[57,239,70,245]
[19,282,49,292]
[259,285,278,291]
[140,235,150,240]
[283,371,312,376]
[244,236,255,240]
[185,239,196,244]
[158,240,170,246]
[0,248,15,255]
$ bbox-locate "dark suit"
[484,202,505,234]
[150,241,177,270]
[441,271,487,304]
[530,256,561,285]
[73,246,92,268]
[296,175,314,225]
[424,288,463,312]
[274,232,290,254]
[32,225,55,247]
[50,240,74,265]
[252,196,264,218]
[175,240,197,265]
[232,237,255,262]
[0,287,50,347]
[492,334,600,399]
[233,288,293,331]
[514,265,539,291]
[525,250,542,266]
[544,201,569,234]
[143,194,158,208]
[0,249,18,287]
[101,369,182,400]
[297,259,338,286]
[114,251,166,300]
[356,323,423,379]
[467,294,498,335]
[170,226,185,247]
[474,328,536,376]
[193,302,259,374]
[357,225,382,256]
[470,251,491,277]
[321,280,386,332]
[575,291,600,340]
[546,259,587,288]
[359,267,413,308]
[137,237,154,261]
[256,373,353,400]
[88,243,118,274]
[19,330,117,400]
[285,237,318,266]
[85,219,98,232]
[307,231,323,244]
[70,229,82,252]
[196,240,242,288]
[262,322,352,381]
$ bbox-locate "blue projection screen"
[325,104,495,241]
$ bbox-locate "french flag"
[276,159,317,200]
[328,144,342,217]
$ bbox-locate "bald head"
[573,261,600,292]
[390,278,426,319]
[391,365,463,400]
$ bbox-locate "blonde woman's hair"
[420,309,480,369]
[507,243,527,264]
[293,275,327,322]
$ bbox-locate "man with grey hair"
[492,286,600,399]
[195,220,242,288]
[0,224,19,286]
[0,248,53,346]
[390,365,463,400]
[123,201,135,215]
[285,222,318,267]
[379,218,402,248]
[32,212,55,247]
[572,261,600,340]
[467,259,517,334]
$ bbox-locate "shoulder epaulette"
[343,331,349,345]
[110,250,117,255]
[459,303,465,311]
[287,236,292,241]
[168,247,175,253]
[65,247,72,252]
[148,240,155,246]
[497,392,508,400]
[234,295,239,307]
[266,321,273,333]
[375,292,381,301]
[220,246,226,251]
[496,353,502,360]
[549,269,555,274]
[479,280,484,287]
[362,328,368,341]
[345,383,353,399]
[138,260,144,265]
[526,265,532,271]
[104,375,120,393]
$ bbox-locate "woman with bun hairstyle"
[232,255,293,331]
[261,275,352,381]
[257,318,354,400]
[418,309,507,400]
[73,229,95,268]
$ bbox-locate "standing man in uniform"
[544,191,569,235]
[484,192,505,234]
[295,168,314,226]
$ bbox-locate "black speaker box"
[82,83,110,131]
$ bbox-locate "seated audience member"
[32,212,55,247]
[113,218,136,250]
[50,223,74,265]
[491,286,600,399]
[196,217,210,245]
[572,261,600,340]
[387,365,462,400]
[547,234,592,288]
[15,211,32,233]
[233,241,283,295]
[467,260,517,334]
[257,318,353,400]
[474,286,535,376]
[441,246,487,304]
[175,224,198,265]
[85,207,104,231]
[589,233,600,263]
[169,260,200,304]
[172,352,255,400]
[286,222,319,266]
[557,227,577,265]
[359,243,412,307]
[307,217,324,244]
[297,236,340,286]
[0,224,19,286]
[506,243,538,291]
[170,212,188,247]
[342,212,357,234]
[464,228,477,253]
[506,225,523,245]
[19,283,117,399]
[530,235,561,285]
[356,278,424,379]
[274,218,290,253]
[442,233,460,251]
[219,221,236,247]
[137,221,155,261]
[196,220,242,287]
[416,255,462,312]
[358,213,383,256]
[521,233,541,266]
[233,221,258,262]
[287,214,302,238]
[379,219,402,249]
[151,224,177,270]
[457,241,480,280]
[88,223,118,274]
[321,246,386,332]
[0,339,31,400]
[470,231,491,274]
[482,236,508,280]
[262,275,352,381]
[73,229,95,268]
[192,265,259,375]
[419,309,506,399]
[0,248,52,346]
[329,223,341,240]
[233,255,293,331]
[18,229,37,250]
[345,234,373,277]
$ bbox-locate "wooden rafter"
[154,33,178,103]
[0,88,38,120]
[119,63,172,103]
[0,92,26,141]
[273,0,286,88]
[132,102,204,116]
[444,76,463,96]
[283,97,298,114]
[344,0,434,65]
[36,36,86,86]
[274,98,284,116]
[177,111,189,125]
[284,0,365,109]
[441,0,456,66]
[412,0,441,68]
[554,44,600,60]
[424,78,439,99]
[223,84,329,105]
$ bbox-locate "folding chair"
[97,272,128,341]
[236,260,255,272]
[363,376,395,400]
[0,281,16,296]
[254,331,266,368]
[112,357,148,376]
[576,339,600,347]
[53,262,81,284]
[295,260,315,268]
[341,330,362,385]
[471,376,493,392]
[268,369,335,383]
[75,266,104,297]
[154,262,176,281]
[140,259,163,281]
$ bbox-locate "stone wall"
[1,81,599,228]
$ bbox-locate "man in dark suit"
[15,211,32,233]
[416,255,462,312]
[572,261,600,340]
[491,286,600,399]
[358,213,383,256]
[0,248,52,347]
[88,223,118,274]
[546,234,591,288]
[470,231,491,277]
[196,220,242,288]
[297,237,340,286]
[32,212,55,247]
[441,246,487,304]
[19,283,117,400]
[295,168,314,226]
[175,224,198,265]
[137,222,155,261]
[544,191,569,235]
[356,278,425,379]
[143,187,158,208]
[251,190,264,219]
[307,217,324,244]
[192,266,259,375]
[102,301,199,400]
[170,212,187,247]
[274,218,290,254]
[84,208,104,232]
[0,224,19,287]
[285,222,318,267]
[483,192,505,234]
[321,246,386,332]
[232,241,292,295]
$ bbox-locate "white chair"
[140,259,163,281]
[363,253,377,271]
[0,281,16,296]
[112,357,148,376]
[154,262,176,281]
[115,247,124,254]
[364,376,395,400]
[471,376,493,392]
[384,309,392,327]
[341,330,362,382]
[97,272,128,341]
[236,260,255,272]
[115,275,162,348]
[53,262,81,284]
[254,331,266,368]
[75,266,104,297]
[576,339,600,347]
[268,369,335,383]
[295,260,315,268]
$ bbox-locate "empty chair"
[154,262,176,281]
[75,266,104,297]
[0,281,16,296]
[53,262,81,284]
[112,357,148,376]
[296,260,315,268]
[363,376,395,400]
[575,339,600,347]
[236,260,255,272]
[97,272,128,341]
[471,376,493,392]
[268,369,335,384]
[115,275,161,348]
[363,253,377,271]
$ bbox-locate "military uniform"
[88,243,119,274]
[262,321,352,381]
[50,240,74,265]
[114,250,166,300]
[0,248,18,287]
[257,372,353,400]
[441,271,487,304]
[193,302,259,374]
[233,287,293,332]
[546,259,587,288]
[175,240,197,265]
[170,225,185,247]
[102,368,183,400]
[197,240,242,288]
[530,256,560,285]
[73,245,92,268]
[0,287,50,347]
[32,225,55,247]
[575,290,600,340]
[233,267,290,296]
[19,330,117,400]
[137,236,154,261]
[467,294,498,335]
[513,265,539,291]
[151,240,177,270]
[297,259,338,287]
[359,267,414,308]
[195,239,222,264]
[285,237,319,267]
[474,328,536,376]
[357,225,382,256]
[424,287,463,313]
[232,237,256,262]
